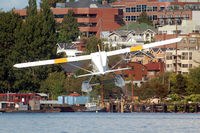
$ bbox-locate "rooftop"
[119,23,157,33]
[64,0,112,8]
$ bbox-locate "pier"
[105,100,200,113]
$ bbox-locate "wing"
[14,55,91,68]
[106,38,182,57]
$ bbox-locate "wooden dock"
[105,101,200,113]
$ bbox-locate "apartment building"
[165,49,200,74]
[14,0,123,37]
[111,0,200,26]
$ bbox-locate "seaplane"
[14,38,182,92]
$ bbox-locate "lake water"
[0,112,200,133]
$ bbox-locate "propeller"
[81,80,93,93]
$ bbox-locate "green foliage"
[57,9,80,43]
[172,73,187,95]
[64,76,87,95]
[119,22,156,31]
[1,0,62,93]
[48,0,66,7]
[40,71,65,99]
[135,72,170,100]
[166,93,182,103]
[187,66,200,94]
[136,12,153,26]
[0,12,23,92]
[135,82,155,100]
[84,35,102,54]
[184,94,200,103]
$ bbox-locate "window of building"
[148,71,154,75]
[126,16,131,21]
[142,5,147,12]
[147,6,153,12]
[160,6,165,11]
[136,5,142,12]
[126,8,131,12]
[55,14,64,18]
[182,64,188,68]
[131,7,136,12]
[183,14,189,20]
[189,39,196,44]
[131,16,137,21]
[183,39,187,43]
[166,52,172,60]
[189,52,192,60]
[153,15,157,20]
[182,52,188,60]
[189,47,195,50]
[153,6,158,11]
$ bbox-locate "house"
[145,62,165,79]
[114,62,148,87]
[128,50,156,65]
[104,30,144,47]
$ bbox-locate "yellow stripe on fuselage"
[130,45,143,52]
[54,58,67,64]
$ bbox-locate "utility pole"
[101,77,104,106]
[175,19,178,74]
[131,73,134,102]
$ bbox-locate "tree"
[187,66,200,94]
[40,71,66,99]
[12,0,61,93]
[84,35,102,54]
[48,0,66,7]
[137,12,153,26]
[57,9,80,43]
[173,73,187,95]
[0,12,23,92]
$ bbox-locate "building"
[158,11,200,35]
[14,0,124,37]
[165,49,200,74]
[103,23,157,47]
[145,62,165,79]
[114,62,148,86]
[111,0,200,26]
[104,30,144,47]
[155,33,200,49]
[128,50,156,65]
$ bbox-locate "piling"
[121,102,124,113]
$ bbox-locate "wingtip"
[13,64,20,68]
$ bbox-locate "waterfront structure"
[0,93,41,104]
[14,0,123,37]
[111,0,200,27]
